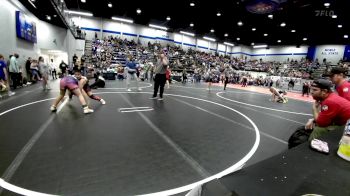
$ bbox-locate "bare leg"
[52,89,66,108]
[72,88,88,106]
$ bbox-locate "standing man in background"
[9,53,20,89]
[150,50,168,100]
[59,60,68,77]
[50,59,57,79]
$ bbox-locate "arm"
[315,102,339,127]
[312,101,320,120]
[3,67,9,81]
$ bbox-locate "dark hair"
[73,68,82,73]
[311,79,333,92]
[38,56,44,62]
[0,54,3,59]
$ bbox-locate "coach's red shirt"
[316,93,350,127]
[336,81,350,101]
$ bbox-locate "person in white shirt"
[50,59,57,79]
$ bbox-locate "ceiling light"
[149,24,168,31]
[46,15,51,20]
[251,43,255,46]
[210,29,215,33]
[28,0,37,8]
[291,29,296,33]
[253,45,268,48]
[53,15,57,17]
[252,28,256,31]
[111,17,134,23]
[237,21,243,26]
[224,42,234,46]
[344,35,349,39]
[190,23,194,27]
[64,10,93,17]
[60,0,64,2]
[280,22,286,27]
[180,31,195,37]
[108,3,112,8]
[81,0,86,3]
[190,2,195,6]
[332,15,337,19]
[303,38,307,41]
[136,9,142,14]
[236,37,240,41]
[166,16,171,21]
[338,24,343,28]
[217,12,221,16]
[324,2,330,7]
[264,33,268,36]
[203,36,216,42]
[224,33,228,37]
[268,14,273,19]
[277,40,281,43]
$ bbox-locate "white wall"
[218,44,226,54]
[0,0,69,73]
[251,46,308,62]
[66,30,85,64]
[314,45,345,64]
[72,16,101,40]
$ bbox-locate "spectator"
[25,57,32,81]
[302,82,310,97]
[9,53,20,89]
[59,60,68,77]
[90,72,105,89]
[329,67,350,101]
[288,79,295,90]
[72,54,78,65]
[50,59,57,79]
[305,79,350,140]
[0,54,15,96]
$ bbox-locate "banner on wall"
[321,48,339,55]
[343,45,350,61]
[16,11,37,43]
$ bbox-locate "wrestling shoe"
[100,99,106,105]
[83,107,94,114]
[50,105,57,112]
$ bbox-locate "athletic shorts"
[60,76,79,91]
[83,82,91,93]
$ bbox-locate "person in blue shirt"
[125,55,141,91]
[0,54,15,97]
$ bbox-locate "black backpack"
[288,126,311,149]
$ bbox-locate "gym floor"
[0,79,312,196]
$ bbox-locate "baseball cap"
[330,67,348,76]
[311,79,333,90]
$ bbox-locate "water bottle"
[337,120,350,161]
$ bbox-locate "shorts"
[83,82,91,93]
[60,77,79,91]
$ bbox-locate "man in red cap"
[305,79,350,140]
[329,67,350,101]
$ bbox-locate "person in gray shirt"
[150,50,169,100]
